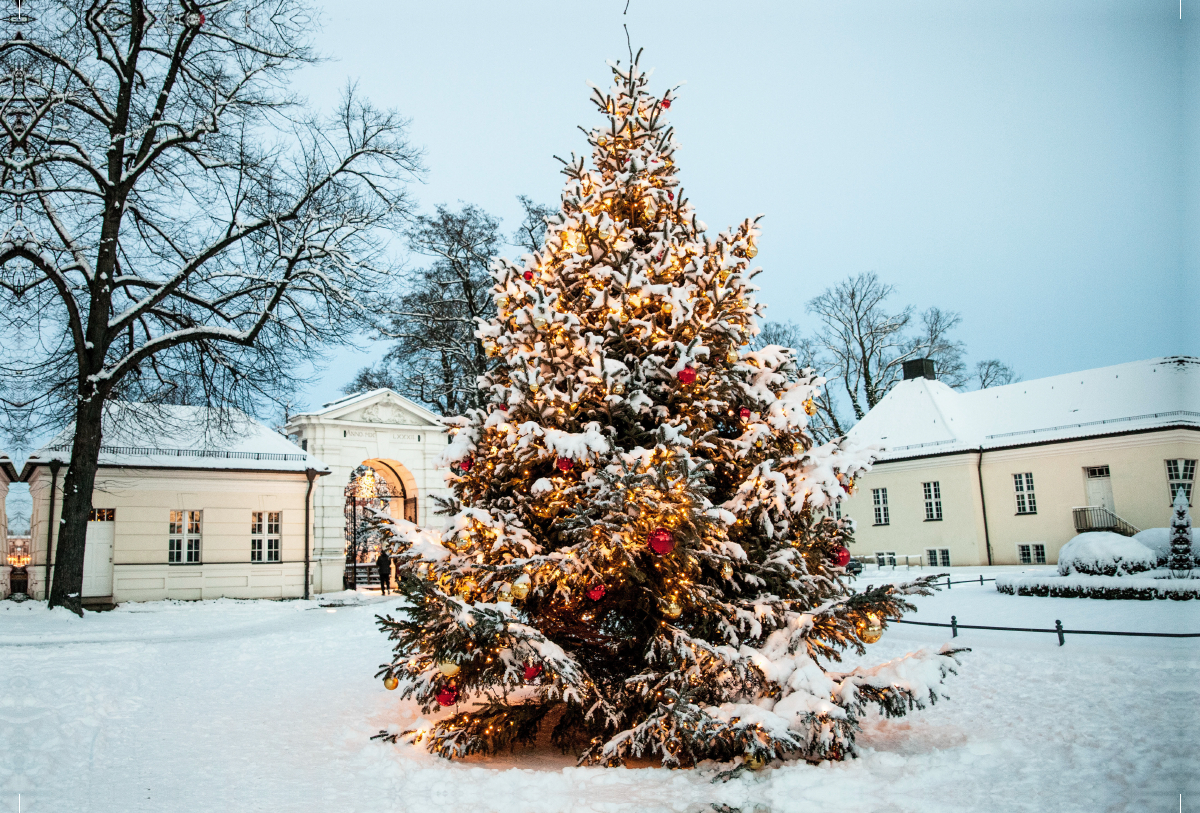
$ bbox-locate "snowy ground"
[1,565,1196,813]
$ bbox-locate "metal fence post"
[980,574,984,586]
[951,615,958,638]
[1055,619,1065,646]
[947,575,952,589]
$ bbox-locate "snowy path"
[1,568,1196,813]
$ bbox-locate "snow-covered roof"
[289,388,446,428]
[0,452,16,482]
[21,404,330,479]
[848,356,1198,461]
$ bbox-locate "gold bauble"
[661,599,683,619]
[438,660,461,677]
[511,578,531,601]
[726,351,738,364]
[804,397,817,416]
[485,344,500,358]
[529,383,540,393]
[792,443,804,456]
[496,583,513,602]
[383,675,399,691]
[743,753,766,770]
[532,314,549,329]
[754,439,764,449]
[611,382,625,395]
[745,243,758,259]
[856,614,884,644]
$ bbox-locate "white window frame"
[169,510,202,564]
[88,508,115,522]
[872,488,890,526]
[251,511,282,563]
[925,547,950,567]
[923,481,943,521]
[874,551,897,567]
[1018,543,1046,565]
[1013,473,1037,515]
[1166,459,1195,505]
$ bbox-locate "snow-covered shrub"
[1057,532,1157,577]
[1132,527,1197,567]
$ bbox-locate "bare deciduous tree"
[754,320,844,442]
[973,358,1019,388]
[806,272,966,421]
[346,197,553,414]
[0,0,422,613]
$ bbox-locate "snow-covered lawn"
[1,566,1195,813]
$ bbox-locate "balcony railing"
[1072,506,1140,537]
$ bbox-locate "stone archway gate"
[285,389,449,594]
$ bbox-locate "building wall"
[843,428,1197,567]
[0,468,8,597]
[26,466,323,602]
[842,453,989,568]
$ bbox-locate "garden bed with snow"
[995,571,1200,600]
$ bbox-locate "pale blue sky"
[287,0,1193,412]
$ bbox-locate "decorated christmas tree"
[1169,489,1193,578]
[374,54,964,770]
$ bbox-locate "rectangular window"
[925,548,951,567]
[875,551,897,567]
[251,511,282,563]
[1013,473,1037,514]
[1018,543,1046,565]
[1166,459,1196,503]
[88,508,115,522]
[923,481,943,521]
[1085,465,1110,478]
[872,488,890,525]
[169,510,202,564]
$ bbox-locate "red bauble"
[586,583,606,601]
[523,664,543,681]
[738,406,752,420]
[459,457,473,472]
[648,527,676,556]
[436,684,459,706]
[831,546,851,568]
[498,404,508,412]
[556,457,574,472]
[667,191,674,201]
[661,98,672,109]
[523,270,534,282]
[677,366,697,385]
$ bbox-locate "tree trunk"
[48,395,106,615]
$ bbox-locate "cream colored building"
[0,452,16,597]
[841,357,1198,567]
[20,406,331,606]
[14,391,452,606]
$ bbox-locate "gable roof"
[0,452,16,482]
[848,356,1198,461]
[21,403,330,479]
[288,388,445,428]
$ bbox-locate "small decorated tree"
[374,54,964,770]
[1169,490,1194,578]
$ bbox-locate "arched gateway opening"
[343,459,419,589]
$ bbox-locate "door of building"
[1084,466,1115,512]
[83,516,115,598]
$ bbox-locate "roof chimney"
[902,358,936,381]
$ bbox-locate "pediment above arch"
[306,389,444,428]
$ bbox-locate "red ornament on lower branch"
[523,270,534,281]
[586,582,606,601]
[647,527,676,556]
[738,406,752,420]
[831,545,851,568]
[436,684,459,706]
[677,366,697,385]
[556,457,574,472]
[523,664,543,681]
[459,457,473,472]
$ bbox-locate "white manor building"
[841,356,1197,569]
[6,390,450,605]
